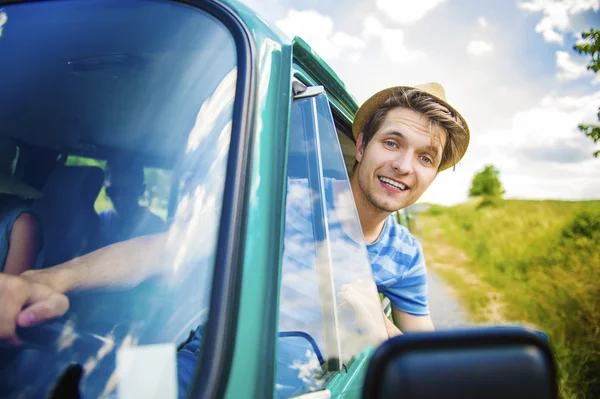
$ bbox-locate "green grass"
[420,199,600,399]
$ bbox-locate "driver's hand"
[0,272,69,345]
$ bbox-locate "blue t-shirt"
[368,215,429,316]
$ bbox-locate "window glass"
[0,1,237,398]
[313,94,387,365]
[141,167,172,222]
[276,92,387,398]
[276,96,330,399]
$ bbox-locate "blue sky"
[239,0,600,205]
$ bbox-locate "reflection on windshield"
[0,1,237,398]
[169,67,237,277]
[0,10,7,37]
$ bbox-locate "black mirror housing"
[362,327,557,399]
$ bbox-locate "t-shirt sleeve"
[382,239,429,316]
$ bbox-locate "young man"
[0,83,469,341]
[349,82,470,335]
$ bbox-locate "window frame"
[163,1,257,398]
[290,92,345,374]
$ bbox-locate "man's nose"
[391,153,414,175]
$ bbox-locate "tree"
[469,164,505,198]
[573,28,600,157]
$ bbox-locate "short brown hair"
[355,88,469,172]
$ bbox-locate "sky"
[237,0,600,205]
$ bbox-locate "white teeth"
[379,177,407,190]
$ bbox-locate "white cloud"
[0,10,7,38]
[467,40,494,55]
[375,0,448,24]
[420,90,600,205]
[331,31,367,51]
[276,9,365,61]
[517,0,600,45]
[361,16,426,63]
[556,50,592,81]
[476,91,600,195]
[477,17,488,28]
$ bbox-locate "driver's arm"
[2,232,172,337]
[23,232,171,293]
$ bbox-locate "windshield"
[0,1,237,397]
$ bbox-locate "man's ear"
[356,132,365,163]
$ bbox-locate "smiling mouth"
[378,176,408,191]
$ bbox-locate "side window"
[276,89,387,398]
[276,94,334,399]
[313,93,387,364]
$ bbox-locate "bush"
[477,195,503,208]
[426,204,444,216]
[469,164,505,198]
[562,209,600,241]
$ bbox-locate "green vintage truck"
[0,0,555,398]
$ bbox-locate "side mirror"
[362,327,557,399]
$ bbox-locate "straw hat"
[352,83,470,169]
[0,138,43,199]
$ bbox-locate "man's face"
[354,107,446,213]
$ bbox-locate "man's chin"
[370,199,407,214]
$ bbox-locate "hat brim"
[0,175,44,199]
[352,86,470,171]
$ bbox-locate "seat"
[33,165,105,267]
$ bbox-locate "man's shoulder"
[383,214,421,249]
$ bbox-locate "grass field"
[418,199,600,399]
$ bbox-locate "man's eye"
[420,155,433,164]
[384,141,398,148]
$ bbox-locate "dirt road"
[418,219,510,327]
[427,270,470,329]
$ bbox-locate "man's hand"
[338,279,389,342]
[0,273,69,345]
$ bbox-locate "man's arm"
[391,305,434,333]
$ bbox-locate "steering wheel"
[0,319,119,398]
[0,279,180,398]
